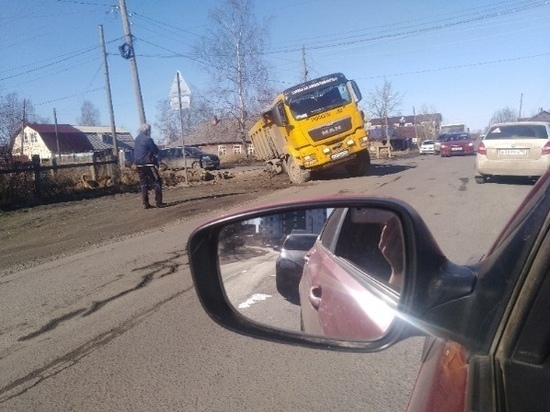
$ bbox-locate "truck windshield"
[287,82,351,120]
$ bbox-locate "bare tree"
[193,0,273,149]
[416,104,440,140]
[155,94,217,146]
[367,80,404,139]
[0,92,47,147]
[155,99,181,145]
[78,100,100,126]
[489,106,518,125]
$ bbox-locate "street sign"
[169,71,191,110]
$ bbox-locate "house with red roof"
[10,124,134,161]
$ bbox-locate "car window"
[185,147,202,155]
[486,124,549,139]
[317,208,403,291]
[444,133,469,142]
[283,235,317,251]
[319,208,347,252]
[333,211,392,284]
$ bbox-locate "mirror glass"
[217,207,405,341]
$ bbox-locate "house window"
[247,144,255,156]
[218,145,226,155]
[102,134,113,144]
[24,133,28,142]
[232,145,242,154]
[31,132,37,142]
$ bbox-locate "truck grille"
[308,117,352,142]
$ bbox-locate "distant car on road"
[275,233,318,299]
[475,122,550,183]
[440,133,475,157]
[433,134,446,153]
[419,140,435,155]
[158,146,220,170]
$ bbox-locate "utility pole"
[99,25,119,164]
[20,100,26,155]
[118,0,146,125]
[301,45,308,83]
[518,93,523,120]
[176,71,188,184]
[53,108,60,157]
[413,106,418,144]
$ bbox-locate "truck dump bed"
[249,118,287,161]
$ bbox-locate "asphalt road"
[0,154,535,411]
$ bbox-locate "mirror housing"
[348,80,362,103]
[188,196,477,352]
[270,102,288,127]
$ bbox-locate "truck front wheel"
[286,157,311,184]
[346,150,371,177]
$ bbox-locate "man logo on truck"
[321,124,343,136]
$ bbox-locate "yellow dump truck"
[249,73,370,183]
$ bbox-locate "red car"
[189,172,550,412]
[440,133,475,157]
[299,207,403,340]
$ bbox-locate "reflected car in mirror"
[275,233,318,301]
[300,207,403,340]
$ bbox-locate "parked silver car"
[475,122,550,183]
[158,146,220,170]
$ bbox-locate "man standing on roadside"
[133,123,165,209]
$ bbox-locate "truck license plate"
[331,150,349,160]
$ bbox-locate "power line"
[133,37,204,65]
[356,52,550,80]
[34,87,104,106]
[266,0,549,55]
[130,0,548,61]
[131,12,202,39]
[0,39,121,80]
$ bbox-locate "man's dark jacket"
[133,132,159,165]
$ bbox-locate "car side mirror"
[188,197,476,352]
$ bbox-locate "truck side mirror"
[271,102,288,127]
[349,80,362,103]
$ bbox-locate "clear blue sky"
[1,0,549,139]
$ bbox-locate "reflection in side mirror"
[217,207,405,342]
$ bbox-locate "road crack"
[1,285,194,404]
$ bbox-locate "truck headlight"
[346,139,355,146]
[322,147,331,154]
[303,154,318,165]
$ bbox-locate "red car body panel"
[406,339,467,412]
[300,243,394,340]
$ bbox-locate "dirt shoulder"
[0,168,292,275]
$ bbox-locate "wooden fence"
[0,154,119,209]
